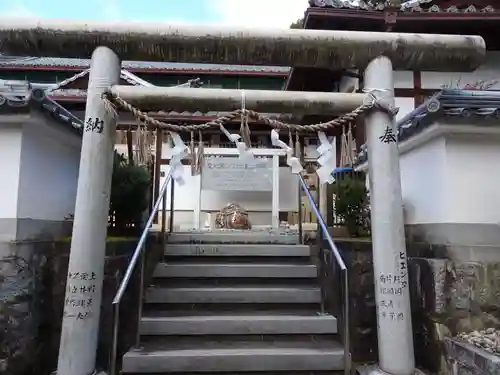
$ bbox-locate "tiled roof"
[0,56,290,74]
[355,89,500,164]
[308,0,496,12]
[0,65,202,102]
[0,77,291,125]
[0,56,289,129]
[43,68,203,92]
[0,71,204,133]
[0,79,84,134]
[0,68,162,92]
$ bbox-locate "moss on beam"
[0,19,486,71]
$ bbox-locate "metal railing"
[109,168,175,375]
[298,174,351,375]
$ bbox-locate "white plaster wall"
[338,70,358,93]
[304,136,336,161]
[338,70,414,92]
[444,134,500,224]
[115,144,129,156]
[399,135,448,225]
[394,71,414,89]
[395,97,415,122]
[158,145,299,228]
[339,70,415,121]
[0,120,23,219]
[394,70,415,121]
[398,123,500,226]
[16,115,82,221]
[159,164,298,210]
[421,51,500,90]
[158,164,298,228]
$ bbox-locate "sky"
[0,0,307,28]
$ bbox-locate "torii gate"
[0,19,485,375]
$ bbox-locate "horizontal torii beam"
[108,86,366,114]
[0,19,485,71]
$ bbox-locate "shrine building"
[290,0,500,253]
[0,57,293,239]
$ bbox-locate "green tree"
[109,152,151,235]
[332,172,371,237]
[289,18,304,29]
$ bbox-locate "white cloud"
[209,0,307,28]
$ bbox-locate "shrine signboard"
[201,156,273,191]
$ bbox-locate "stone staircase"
[121,230,345,374]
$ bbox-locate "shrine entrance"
[199,148,283,230]
[158,139,301,232]
[0,18,484,375]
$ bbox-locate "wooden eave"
[306,8,386,22]
[305,7,500,22]
[287,6,500,92]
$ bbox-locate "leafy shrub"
[332,172,371,237]
[109,152,151,236]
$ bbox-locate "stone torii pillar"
[56,46,121,375]
[362,56,416,375]
[0,19,485,375]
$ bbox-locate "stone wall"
[321,238,432,363]
[0,237,162,375]
[445,337,500,375]
[322,238,500,374]
[411,258,500,374]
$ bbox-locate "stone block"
[320,237,500,373]
[445,337,500,375]
[0,236,162,375]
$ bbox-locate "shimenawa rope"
[101,90,398,134]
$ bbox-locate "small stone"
[457,328,500,355]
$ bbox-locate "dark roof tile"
[308,0,496,12]
[0,56,290,74]
[355,89,500,165]
[0,80,84,134]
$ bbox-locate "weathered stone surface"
[0,21,485,71]
[409,258,500,374]
[408,257,500,374]
[445,337,500,375]
[320,239,432,363]
[0,241,45,375]
[457,329,500,356]
[0,237,162,375]
[3,231,500,375]
[320,238,500,374]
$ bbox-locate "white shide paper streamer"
[169,132,189,186]
[316,131,336,184]
[270,129,303,174]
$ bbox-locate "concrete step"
[143,304,322,317]
[165,243,310,257]
[167,230,299,244]
[153,263,318,279]
[145,286,321,304]
[122,344,344,373]
[139,314,337,335]
[124,372,343,375]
